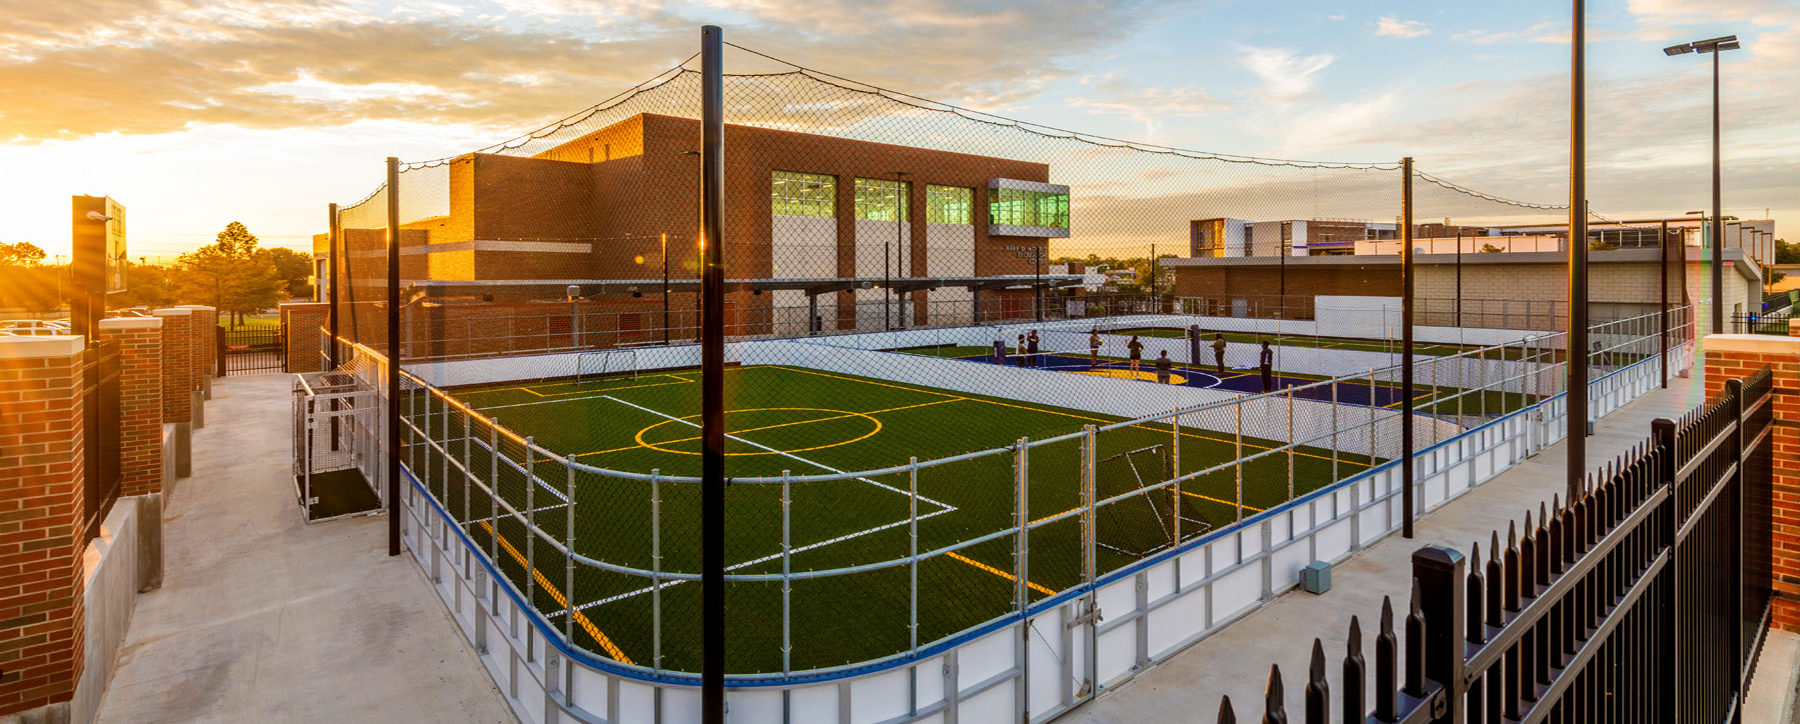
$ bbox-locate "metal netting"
[314,39,1696,683]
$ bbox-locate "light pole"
[1665,34,1740,336]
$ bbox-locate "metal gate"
[82,341,122,542]
[218,323,286,375]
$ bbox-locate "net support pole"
[386,156,402,556]
[1660,220,1669,387]
[698,24,727,724]
[327,203,340,368]
[1567,0,1589,504]
[1400,156,1416,539]
[781,471,792,675]
[908,457,919,653]
[1170,409,1181,547]
[662,232,671,345]
[651,470,663,673]
[565,465,576,646]
[1013,438,1029,610]
[1233,402,1244,522]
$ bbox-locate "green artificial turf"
[403,364,1381,675]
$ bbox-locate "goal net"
[1093,444,1211,557]
[575,348,639,383]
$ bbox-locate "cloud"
[0,0,1179,143]
[1236,46,1336,102]
[1373,16,1429,39]
[1452,21,1568,45]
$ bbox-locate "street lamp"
[1665,34,1741,335]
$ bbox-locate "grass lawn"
[404,364,1380,675]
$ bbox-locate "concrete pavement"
[94,374,512,724]
[1064,372,1718,722]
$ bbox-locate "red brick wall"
[1702,334,1800,632]
[0,337,87,716]
[281,303,330,373]
[181,306,215,386]
[153,309,192,424]
[98,318,165,497]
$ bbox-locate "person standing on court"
[1089,329,1103,366]
[1155,350,1172,384]
[1027,330,1041,368]
[1187,324,1202,367]
[1016,334,1029,368]
[1127,335,1144,374]
[1212,333,1228,372]
[1258,340,1275,392]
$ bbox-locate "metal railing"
[366,307,1691,685]
[1732,311,1792,336]
[1212,365,1775,723]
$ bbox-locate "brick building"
[316,113,1082,357]
[1165,247,1765,335]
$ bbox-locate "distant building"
[316,113,1082,353]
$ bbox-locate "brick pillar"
[280,302,330,374]
[179,306,215,414]
[0,336,87,717]
[152,309,193,478]
[98,317,164,497]
[1702,334,1800,631]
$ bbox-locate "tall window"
[854,178,910,221]
[772,171,835,218]
[926,185,973,224]
[989,187,1069,229]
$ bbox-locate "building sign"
[71,195,127,294]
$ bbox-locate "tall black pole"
[698,24,727,724]
[1400,157,1415,539]
[662,232,671,345]
[327,202,340,368]
[1568,1,1589,504]
[385,156,401,557]
[1660,220,1669,387]
[1710,47,1724,336]
[1035,246,1044,322]
[893,171,909,330]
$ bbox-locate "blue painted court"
[954,353,1431,408]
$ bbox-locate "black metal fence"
[1731,311,1791,336]
[1214,366,1775,724]
[217,323,286,375]
[81,341,121,542]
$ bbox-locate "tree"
[0,241,47,266]
[174,222,284,327]
[262,246,314,300]
[0,242,59,311]
[1479,243,1505,253]
[1776,238,1798,265]
[115,263,178,309]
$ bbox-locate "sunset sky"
[0,0,1793,262]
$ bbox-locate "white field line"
[462,501,571,528]
[542,394,967,615]
[600,395,957,511]
[423,433,573,505]
[554,505,957,614]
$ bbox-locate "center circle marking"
[634,407,883,456]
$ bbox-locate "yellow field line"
[574,398,964,458]
[777,365,1372,468]
[1179,490,1266,512]
[946,551,1055,596]
[477,520,633,665]
[1382,389,1441,410]
[1031,508,1078,526]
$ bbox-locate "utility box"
[1301,561,1332,594]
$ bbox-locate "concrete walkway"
[1065,372,1719,721]
[95,375,512,724]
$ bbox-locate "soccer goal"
[575,348,639,383]
[1093,444,1211,557]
